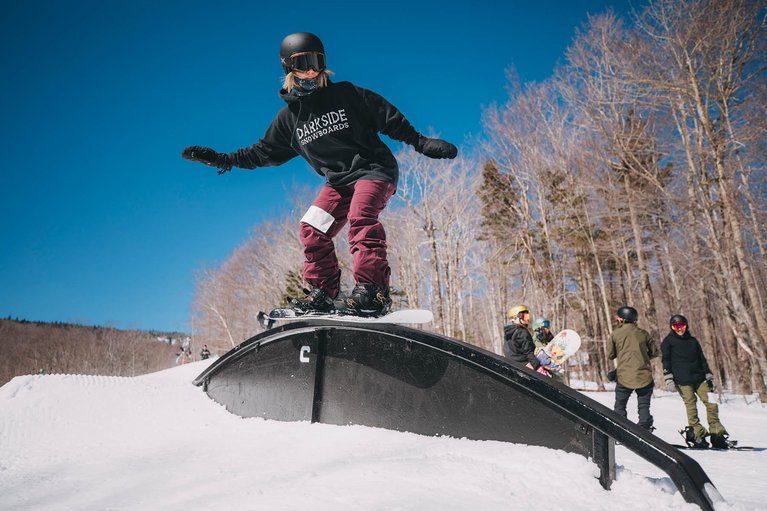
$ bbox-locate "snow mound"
[1,362,764,510]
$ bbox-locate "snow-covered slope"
[1,361,765,510]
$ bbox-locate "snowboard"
[673,429,756,451]
[671,443,759,451]
[257,308,434,329]
[535,329,581,376]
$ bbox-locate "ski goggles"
[284,52,326,72]
[671,321,687,329]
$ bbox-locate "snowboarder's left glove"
[607,369,617,382]
[182,146,233,174]
[415,136,458,159]
[705,373,715,392]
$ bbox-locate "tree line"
[192,0,767,400]
[0,318,183,386]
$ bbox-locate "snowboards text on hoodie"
[228,81,422,187]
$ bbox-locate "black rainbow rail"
[193,320,722,511]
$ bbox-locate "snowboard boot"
[335,283,392,317]
[289,286,336,315]
[710,433,736,449]
[682,426,709,448]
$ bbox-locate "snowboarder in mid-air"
[662,314,733,449]
[182,32,457,317]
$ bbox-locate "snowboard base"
[257,308,433,329]
[671,444,760,451]
[535,329,581,376]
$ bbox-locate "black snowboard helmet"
[280,32,325,74]
[616,306,638,323]
[669,314,688,327]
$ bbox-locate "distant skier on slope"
[182,32,457,317]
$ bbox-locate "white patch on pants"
[300,205,335,234]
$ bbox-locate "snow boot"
[682,426,709,448]
[710,433,736,449]
[335,283,392,317]
[289,286,336,314]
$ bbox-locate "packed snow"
[1,360,765,510]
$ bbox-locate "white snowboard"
[260,308,434,326]
[535,329,581,376]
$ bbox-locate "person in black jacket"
[182,32,457,317]
[661,314,730,448]
[503,305,544,371]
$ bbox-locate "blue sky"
[0,0,638,332]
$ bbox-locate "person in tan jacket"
[607,306,660,431]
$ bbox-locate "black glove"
[182,146,233,174]
[415,136,458,159]
[705,373,715,392]
[607,369,617,382]
[664,372,676,392]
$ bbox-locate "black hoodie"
[227,81,421,187]
[661,330,711,385]
[503,324,540,369]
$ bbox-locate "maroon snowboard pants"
[299,179,396,298]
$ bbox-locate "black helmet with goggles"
[669,314,688,330]
[280,32,326,74]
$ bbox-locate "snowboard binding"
[680,426,709,449]
[710,433,737,449]
[679,426,738,449]
[334,283,392,318]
